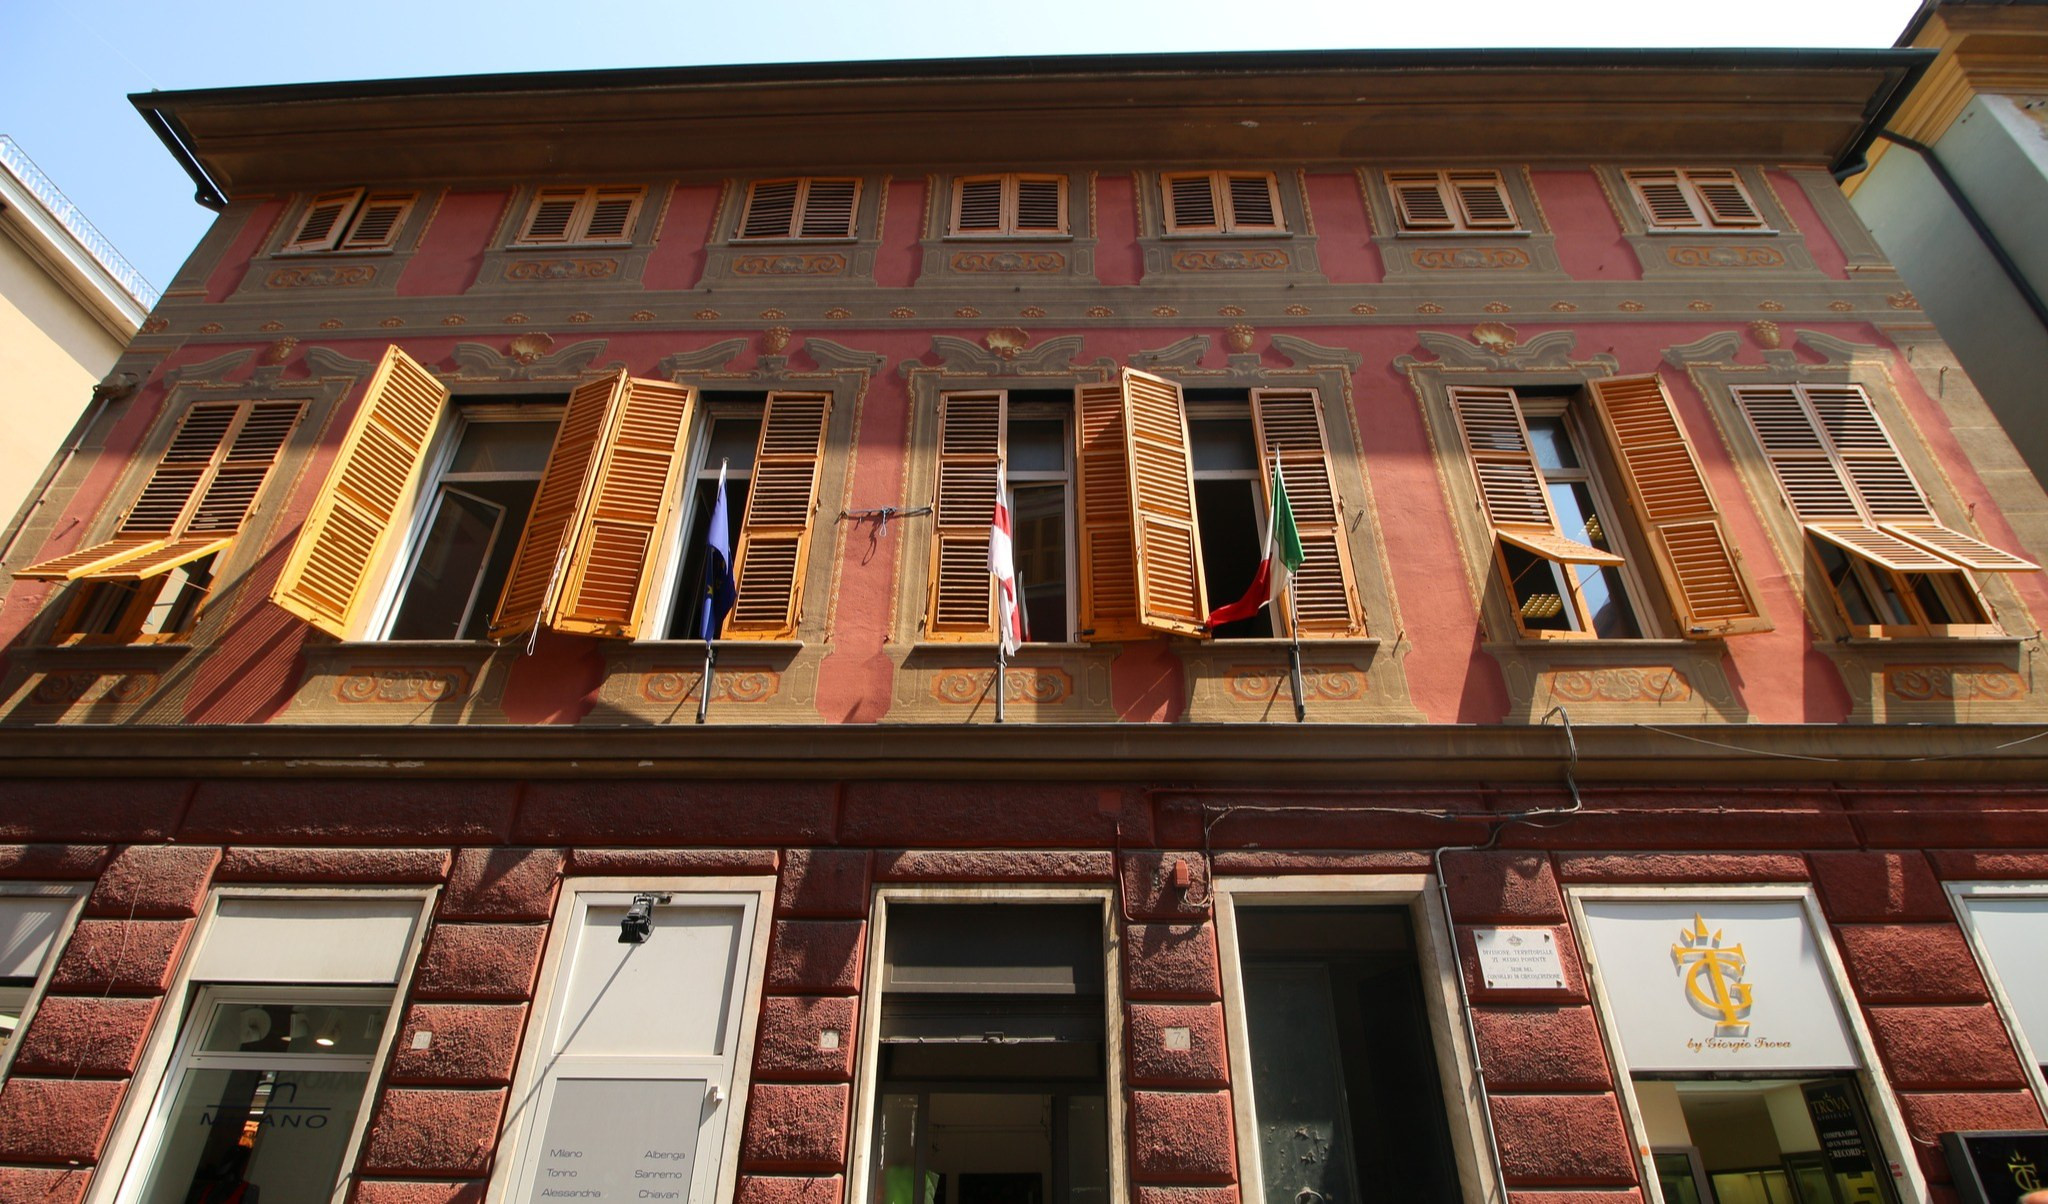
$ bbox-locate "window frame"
[1622,168,1773,234]
[509,185,647,247]
[846,886,1126,1204]
[1383,169,1523,235]
[1506,394,1654,640]
[733,177,864,242]
[1213,875,1501,1204]
[488,876,775,1204]
[947,173,1070,238]
[93,887,433,1204]
[281,188,420,255]
[643,398,761,641]
[0,883,88,1086]
[1945,881,2048,1111]
[1158,171,1286,236]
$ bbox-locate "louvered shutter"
[1735,384,2039,574]
[488,373,624,640]
[1586,376,1767,636]
[1626,171,1702,230]
[1449,386,1623,566]
[727,392,830,638]
[337,194,414,251]
[740,181,800,239]
[272,346,450,637]
[581,188,641,242]
[519,189,586,244]
[1686,170,1764,228]
[796,180,859,239]
[1388,173,1455,231]
[1074,382,1146,641]
[1223,173,1281,231]
[953,178,1004,235]
[1122,370,1208,637]
[926,391,1005,640]
[544,380,697,637]
[18,401,298,582]
[1450,171,1517,229]
[1163,175,1221,234]
[1251,389,1364,636]
[1014,176,1065,233]
[285,190,364,252]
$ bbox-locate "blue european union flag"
[698,474,737,641]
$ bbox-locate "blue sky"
[5,0,1922,298]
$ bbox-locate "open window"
[865,903,1111,1204]
[283,189,417,253]
[0,887,84,1080]
[19,399,305,644]
[1449,376,1767,640]
[924,373,1363,644]
[1733,382,2038,638]
[272,348,827,643]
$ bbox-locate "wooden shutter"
[336,193,414,251]
[926,391,1004,640]
[1388,173,1455,230]
[1163,174,1221,234]
[1626,170,1703,230]
[1450,171,1517,229]
[1685,170,1764,228]
[1223,173,1281,231]
[518,188,586,244]
[1449,386,1622,565]
[740,180,800,239]
[20,401,304,582]
[273,346,450,637]
[285,189,364,252]
[488,372,624,640]
[727,391,830,638]
[1074,381,1145,641]
[1736,383,2039,574]
[545,379,697,637]
[580,188,642,242]
[953,177,1004,234]
[1122,369,1207,637]
[1014,176,1065,233]
[1251,388,1364,636]
[1586,376,1767,636]
[796,180,859,239]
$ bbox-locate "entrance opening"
[1234,906,1463,1204]
[1641,1077,1898,1204]
[870,904,1109,1204]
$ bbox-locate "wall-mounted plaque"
[1473,927,1565,989]
[1941,1130,2048,1204]
[528,1077,704,1203]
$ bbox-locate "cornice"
[1888,8,2048,144]
[0,722,2041,784]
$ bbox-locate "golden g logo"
[1672,914,1753,1037]
[2010,1150,2043,1194]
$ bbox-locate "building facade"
[1,49,2047,1204]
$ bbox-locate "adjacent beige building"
[0,136,154,564]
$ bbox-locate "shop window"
[1951,884,2048,1084]
[737,178,861,240]
[951,174,1068,237]
[1642,1078,1897,1204]
[1732,382,2037,638]
[1448,376,1767,640]
[283,189,417,253]
[1231,907,1463,1204]
[272,348,829,642]
[497,887,767,1204]
[110,893,424,1204]
[1160,171,1284,235]
[866,903,1110,1204]
[1623,169,1768,232]
[19,400,305,644]
[512,186,644,246]
[924,376,1363,644]
[0,889,83,1078]
[1385,170,1520,233]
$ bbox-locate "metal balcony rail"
[0,135,160,310]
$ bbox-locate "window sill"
[1839,632,2019,649]
[942,233,1074,242]
[1161,229,1291,239]
[910,641,1103,654]
[631,638,805,652]
[271,248,396,258]
[13,641,194,664]
[1642,226,1779,236]
[507,239,636,250]
[1393,228,1530,238]
[728,236,860,246]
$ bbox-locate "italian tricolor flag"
[1205,462,1304,630]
